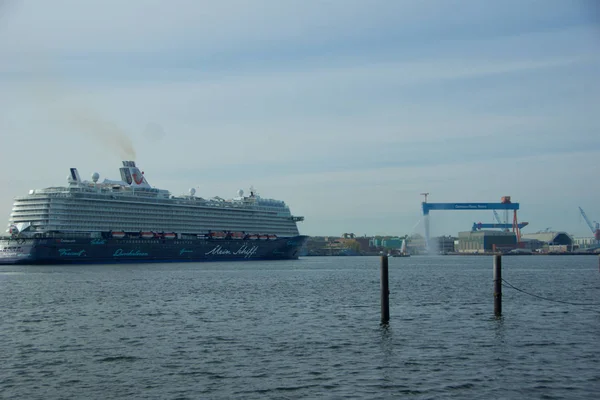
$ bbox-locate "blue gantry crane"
[422,195,522,251]
[471,221,528,231]
[470,210,528,232]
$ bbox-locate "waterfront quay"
[305,233,600,256]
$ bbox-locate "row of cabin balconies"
[36,201,289,217]
[40,222,299,235]
[11,210,293,228]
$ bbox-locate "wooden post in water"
[493,254,502,317]
[381,255,390,324]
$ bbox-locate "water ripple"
[1,256,599,399]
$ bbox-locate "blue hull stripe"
[0,236,309,265]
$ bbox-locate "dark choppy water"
[1,256,599,399]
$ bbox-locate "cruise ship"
[0,161,308,264]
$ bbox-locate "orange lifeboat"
[210,231,226,239]
[247,234,259,240]
[259,234,269,240]
[141,232,154,239]
[231,232,244,240]
[163,233,176,240]
[111,231,126,239]
[267,234,278,240]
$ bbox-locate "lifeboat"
[197,234,208,240]
[259,234,269,240]
[163,233,176,240]
[210,231,226,239]
[267,234,278,240]
[141,232,154,239]
[230,232,244,240]
[111,231,126,239]
[247,234,259,240]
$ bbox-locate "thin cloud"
[0,1,598,237]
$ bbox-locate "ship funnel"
[119,160,151,188]
[69,168,82,183]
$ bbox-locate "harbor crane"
[492,210,510,231]
[471,221,528,231]
[578,206,600,242]
[421,195,521,251]
[493,210,502,224]
[470,209,528,232]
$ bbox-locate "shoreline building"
[521,232,574,253]
[456,230,516,253]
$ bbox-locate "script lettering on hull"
[58,248,87,257]
[205,245,259,259]
[233,245,259,258]
[113,249,149,257]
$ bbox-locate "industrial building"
[457,230,517,253]
[435,236,456,254]
[381,238,403,248]
[573,237,598,249]
[521,231,573,245]
[521,232,573,253]
[369,237,405,249]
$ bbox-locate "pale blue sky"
[0,0,599,237]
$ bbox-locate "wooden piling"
[381,255,390,324]
[493,254,502,317]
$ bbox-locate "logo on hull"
[58,249,87,257]
[113,249,149,257]
[205,245,259,258]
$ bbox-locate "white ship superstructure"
[8,161,304,238]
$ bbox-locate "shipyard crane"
[578,206,600,242]
[492,210,510,231]
[493,210,502,224]
[471,221,528,231]
[421,194,521,251]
